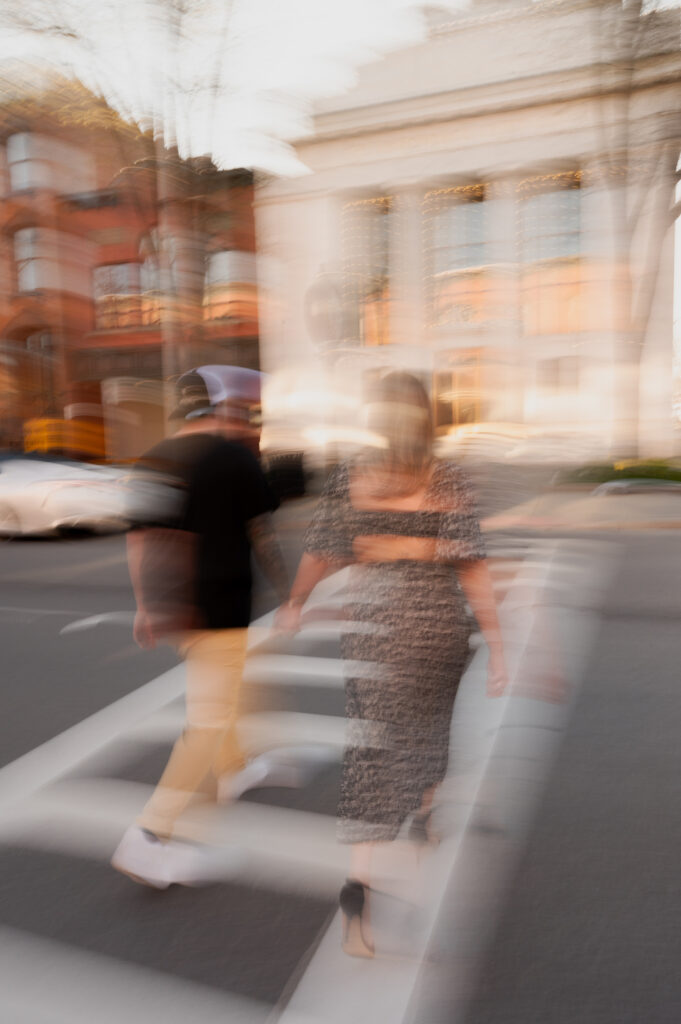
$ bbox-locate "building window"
[14,227,40,292]
[94,251,161,330]
[341,196,392,345]
[520,176,580,261]
[424,184,503,329]
[0,330,57,420]
[14,227,93,297]
[94,262,140,299]
[518,171,582,335]
[7,133,95,194]
[203,250,258,323]
[430,185,487,274]
[94,263,141,329]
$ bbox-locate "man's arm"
[247,512,290,604]
[127,530,156,649]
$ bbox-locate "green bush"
[556,460,681,485]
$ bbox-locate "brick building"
[0,83,259,458]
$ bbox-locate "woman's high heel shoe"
[339,880,375,959]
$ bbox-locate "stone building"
[255,0,681,460]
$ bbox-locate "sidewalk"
[487,488,681,531]
[277,479,681,537]
[416,532,681,1024]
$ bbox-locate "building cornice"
[429,0,607,37]
[299,53,681,147]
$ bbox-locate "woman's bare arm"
[458,559,501,644]
[274,551,338,631]
[458,559,508,697]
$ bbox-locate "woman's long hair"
[360,371,434,496]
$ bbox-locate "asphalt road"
[0,534,177,767]
[3,504,670,1023]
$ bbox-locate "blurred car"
[0,456,131,537]
[591,478,681,496]
[435,422,531,463]
[504,430,603,465]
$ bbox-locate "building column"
[486,174,524,424]
[581,157,620,454]
[388,184,426,355]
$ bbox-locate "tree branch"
[631,142,679,337]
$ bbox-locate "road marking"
[0,665,185,811]
[0,925,287,1024]
[1,780,348,894]
[124,707,346,751]
[4,552,128,583]
[245,654,346,687]
[60,611,135,634]
[0,605,90,617]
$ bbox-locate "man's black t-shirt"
[136,432,278,629]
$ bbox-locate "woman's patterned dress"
[303,458,486,843]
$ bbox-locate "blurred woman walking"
[277,370,508,957]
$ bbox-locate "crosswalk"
[0,532,614,1024]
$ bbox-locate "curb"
[482,518,681,533]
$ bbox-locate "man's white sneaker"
[161,838,213,886]
[111,826,170,889]
[112,826,230,888]
[164,841,246,886]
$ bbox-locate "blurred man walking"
[112,366,289,888]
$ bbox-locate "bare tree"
[589,0,681,454]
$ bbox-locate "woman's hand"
[273,600,303,634]
[487,646,509,698]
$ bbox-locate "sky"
[0,0,679,175]
[0,0,471,175]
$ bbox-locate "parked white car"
[435,422,530,464]
[503,430,604,465]
[0,457,132,537]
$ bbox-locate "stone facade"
[255,0,681,459]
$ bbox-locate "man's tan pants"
[137,628,248,840]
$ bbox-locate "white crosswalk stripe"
[0,925,306,1024]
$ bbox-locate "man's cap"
[170,365,263,420]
